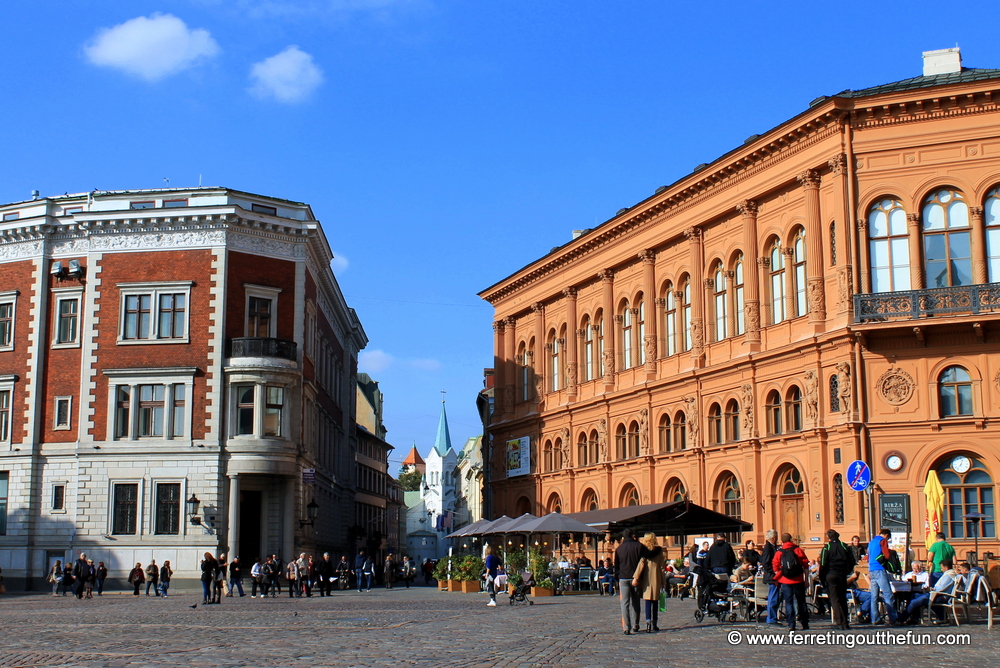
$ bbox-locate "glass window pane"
[957,385,973,415]
[953,259,973,286]
[987,196,1000,226]
[889,207,908,236]
[940,385,957,416]
[923,202,945,230]
[870,210,888,237]
[948,200,970,228]
[871,239,890,266]
[892,267,911,291]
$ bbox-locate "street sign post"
[847,460,871,492]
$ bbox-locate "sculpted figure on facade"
[597,418,608,462]
[502,386,514,414]
[683,396,700,448]
[807,278,826,318]
[533,373,545,401]
[643,335,657,366]
[638,408,649,455]
[741,384,754,437]
[803,370,819,423]
[602,350,615,378]
[690,320,704,352]
[565,361,578,389]
[560,428,571,467]
[836,361,852,411]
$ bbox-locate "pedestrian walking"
[145,559,160,596]
[614,528,643,635]
[422,558,433,586]
[400,555,414,589]
[819,529,856,629]
[159,561,173,597]
[200,552,218,604]
[96,562,108,596]
[84,560,96,599]
[760,529,781,624]
[484,545,500,606]
[286,557,300,598]
[128,562,145,596]
[251,557,265,598]
[772,532,810,631]
[48,560,63,596]
[336,555,351,590]
[72,552,90,599]
[383,555,395,590]
[868,528,901,625]
[706,533,737,576]
[265,555,280,597]
[355,549,368,592]
[317,553,334,596]
[304,555,316,597]
[229,556,245,597]
[632,532,666,633]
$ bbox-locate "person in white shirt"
[250,558,265,598]
[904,560,929,587]
[899,560,967,624]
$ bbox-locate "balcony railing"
[227,337,297,361]
[854,283,1000,323]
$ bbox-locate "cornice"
[850,88,1000,130]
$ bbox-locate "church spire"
[434,398,453,456]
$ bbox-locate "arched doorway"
[547,492,562,514]
[514,495,532,516]
[776,466,805,544]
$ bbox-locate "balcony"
[854,283,1000,323]
[227,337,298,361]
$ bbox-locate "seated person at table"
[898,560,967,625]
[557,554,572,569]
[596,558,616,595]
[847,569,873,622]
[730,555,756,586]
[903,561,929,587]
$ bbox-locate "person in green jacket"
[926,532,956,585]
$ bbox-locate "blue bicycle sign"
[847,460,871,492]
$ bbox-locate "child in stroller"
[692,563,737,622]
[508,570,535,606]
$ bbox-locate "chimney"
[923,48,962,76]
[572,229,586,240]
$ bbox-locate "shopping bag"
[658,589,667,612]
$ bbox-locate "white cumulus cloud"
[359,349,394,373]
[330,252,349,274]
[249,46,324,103]
[84,13,220,81]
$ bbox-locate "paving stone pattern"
[0,587,996,667]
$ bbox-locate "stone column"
[599,269,615,389]
[503,316,516,413]
[493,320,506,412]
[228,475,240,557]
[703,278,715,342]
[857,219,871,293]
[639,250,657,374]
[907,213,924,290]
[532,302,545,399]
[725,271,737,338]
[782,247,796,319]
[564,288,578,399]
[653,297,666,359]
[797,170,826,325]
[757,257,771,325]
[685,227,705,365]
[737,200,761,349]
[971,206,988,284]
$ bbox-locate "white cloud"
[249,46,324,103]
[84,13,219,81]
[359,349,394,373]
[409,358,441,371]
[329,253,349,274]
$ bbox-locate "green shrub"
[528,548,549,581]
[505,549,526,575]
[455,555,484,581]
[433,558,450,581]
[535,577,555,589]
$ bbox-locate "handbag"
[658,589,667,612]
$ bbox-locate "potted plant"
[433,558,450,591]
[528,548,555,596]
[507,570,523,594]
[506,550,527,594]
[532,577,556,597]
[456,555,484,593]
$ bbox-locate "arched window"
[833,473,845,524]
[577,432,589,467]
[787,386,802,432]
[542,439,553,472]
[725,399,740,441]
[733,254,745,335]
[620,299,632,369]
[518,342,532,402]
[924,189,972,287]
[622,484,640,507]
[549,330,561,392]
[636,296,646,365]
[779,467,804,495]
[616,424,627,460]
[769,241,786,324]
[553,437,563,470]
[829,375,840,412]
[663,283,677,356]
[793,229,807,316]
[682,278,692,351]
[588,429,599,465]
[658,414,671,453]
[869,198,910,292]
[594,310,605,379]
[708,403,722,445]
[939,366,973,417]
[985,187,1000,281]
[581,489,600,512]
[582,315,593,382]
[627,421,640,458]
[673,411,687,449]
[830,221,837,266]
[548,493,562,514]
[766,390,782,435]
[665,479,686,503]
[514,496,531,516]
[713,266,728,341]
[938,454,995,539]
[721,474,741,519]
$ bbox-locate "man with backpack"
[819,529,856,629]
[867,528,901,625]
[772,532,810,631]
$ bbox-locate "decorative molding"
[804,370,819,424]
[653,297,666,308]
[598,269,614,284]
[683,226,702,241]
[562,287,577,299]
[736,199,758,217]
[906,213,921,227]
[745,301,760,336]
[796,170,821,188]
[638,249,656,264]
[828,153,847,175]
[757,257,770,268]
[741,384,755,438]
[807,278,826,317]
[643,335,656,364]
[531,302,545,314]
[875,366,915,405]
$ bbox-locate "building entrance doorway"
[239,490,262,561]
[777,467,805,544]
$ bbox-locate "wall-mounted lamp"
[187,493,202,526]
[299,499,319,528]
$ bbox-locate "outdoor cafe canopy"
[565,500,752,536]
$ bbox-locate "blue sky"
[3,1,999,468]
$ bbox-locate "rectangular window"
[162,199,188,208]
[3,212,19,221]
[130,201,155,210]
[264,386,283,437]
[0,300,13,348]
[0,389,10,442]
[172,385,185,437]
[155,482,181,535]
[56,297,79,344]
[124,294,151,339]
[111,483,138,534]
[111,383,187,440]
[119,284,191,342]
[54,396,72,430]
[0,471,6,534]
[157,293,186,339]
[138,385,165,437]
[63,207,83,216]
[236,384,255,435]
[251,203,277,216]
[52,484,65,511]
[248,297,272,337]
[115,386,130,439]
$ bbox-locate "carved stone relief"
[876,367,915,405]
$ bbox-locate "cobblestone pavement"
[0,586,996,667]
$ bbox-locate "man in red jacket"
[772,532,810,631]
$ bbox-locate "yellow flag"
[924,470,945,551]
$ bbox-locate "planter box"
[531,586,555,597]
[460,580,480,593]
[448,579,462,592]
[437,580,448,591]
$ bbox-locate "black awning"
[565,500,752,536]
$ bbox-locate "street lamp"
[186,493,202,526]
[964,511,987,565]
[299,499,319,528]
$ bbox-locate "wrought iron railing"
[854,283,1000,322]
[227,337,297,361]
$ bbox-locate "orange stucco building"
[479,49,1000,559]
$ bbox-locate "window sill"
[51,342,81,350]
[116,338,190,346]
[0,346,13,353]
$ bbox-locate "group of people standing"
[615,529,668,634]
[352,549,416,592]
[47,553,109,599]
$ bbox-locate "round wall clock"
[952,455,972,474]
[883,451,905,473]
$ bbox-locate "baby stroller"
[508,570,535,606]
[692,564,738,623]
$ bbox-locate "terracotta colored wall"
[0,259,36,445]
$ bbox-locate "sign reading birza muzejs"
[880,493,910,529]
